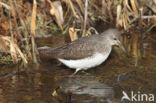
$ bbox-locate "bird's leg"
[72,68,90,76]
[68,69,81,77]
[73,68,81,75]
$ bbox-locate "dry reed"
[0,0,155,65]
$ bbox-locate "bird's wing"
[38,35,98,60]
[55,41,95,60]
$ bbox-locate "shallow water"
[0,32,156,103]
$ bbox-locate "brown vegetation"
[0,0,155,65]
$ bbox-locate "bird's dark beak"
[117,40,129,57]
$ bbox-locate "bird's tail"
[38,46,57,60]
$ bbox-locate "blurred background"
[0,0,155,103]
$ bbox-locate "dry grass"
[0,0,155,65]
[0,36,27,64]
[69,27,78,41]
[30,0,38,64]
[48,0,63,31]
[30,0,37,37]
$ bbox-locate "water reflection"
[0,32,155,103]
[53,75,115,103]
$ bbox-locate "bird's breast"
[58,51,111,70]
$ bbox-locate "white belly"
[58,52,111,70]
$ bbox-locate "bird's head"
[101,29,128,57]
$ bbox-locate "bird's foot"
[81,70,91,75]
[69,69,91,77]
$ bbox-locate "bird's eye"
[114,38,117,40]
